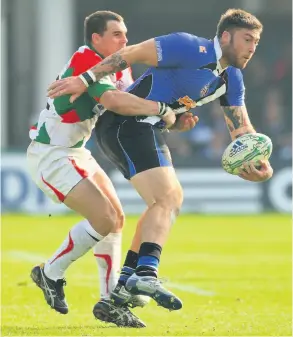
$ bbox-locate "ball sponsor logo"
[229,140,248,157]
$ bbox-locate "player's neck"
[215,36,229,70]
[87,43,105,59]
[219,57,229,69]
[218,40,229,68]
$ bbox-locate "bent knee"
[113,210,125,232]
[170,183,183,210]
[90,203,118,236]
[175,184,184,211]
[157,183,184,214]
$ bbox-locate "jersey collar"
[86,44,105,59]
[213,36,227,74]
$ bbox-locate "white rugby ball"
[222,133,273,175]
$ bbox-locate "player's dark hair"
[84,11,124,44]
[216,9,263,38]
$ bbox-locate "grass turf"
[1,214,291,336]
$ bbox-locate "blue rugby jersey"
[126,32,245,125]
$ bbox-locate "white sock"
[93,232,122,299]
[44,219,104,281]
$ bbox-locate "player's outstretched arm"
[100,90,176,128]
[222,105,256,140]
[89,39,158,78]
[222,105,273,182]
[48,39,157,101]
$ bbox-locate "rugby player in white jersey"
[28,11,180,328]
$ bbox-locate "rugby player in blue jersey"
[49,8,273,324]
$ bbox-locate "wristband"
[79,70,97,87]
[157,102,170,116]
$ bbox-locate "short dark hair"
[84,11,124,44]
[216,9,263,39]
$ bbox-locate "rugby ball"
[222,133,273,175]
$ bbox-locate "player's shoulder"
[74,45,103,61]
[225,66,245,92]
[169,32,211,46]
[226,66,244,80]
[67,45,104,76]
[169,33,214,58]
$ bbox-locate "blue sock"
[137,256,159,270]
[118,266,135,285]
[118,250,138,285]
[135,242,162,277]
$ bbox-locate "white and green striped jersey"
[29,45,133,148]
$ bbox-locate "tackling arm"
[100,89,172,118]
[86,76,175,125]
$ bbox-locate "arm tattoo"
[223,106,247,129]
[90,53,128,81]
[222,105,255,138]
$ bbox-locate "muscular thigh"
[95,114,172,180]
[130,166,183,207]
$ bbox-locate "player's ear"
[221,31,231,44]
[92,33,101,45]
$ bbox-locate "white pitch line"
[3,250,216,297]
[3,250,47,263]
[74,274,216,297]
[167,282,215,296]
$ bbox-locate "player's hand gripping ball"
[222,133,273,175]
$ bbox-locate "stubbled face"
[221,28,261,69]
[92,20,128,56]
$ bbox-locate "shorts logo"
[177,96,196,110]
[229,140,248,157]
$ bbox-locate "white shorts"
[27,141,101,203]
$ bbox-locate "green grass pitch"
[1,214,292,336]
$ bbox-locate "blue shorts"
[95,112,172,180]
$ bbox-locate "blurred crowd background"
[1,0,292,213]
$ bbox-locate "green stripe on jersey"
[34,123,51,144]
[52,71,115,122]
[70,137,85,148]
[88,76,116,99]
[53,68,74,113]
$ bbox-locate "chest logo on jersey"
[200,82,212,97]
[177,96,196,110]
